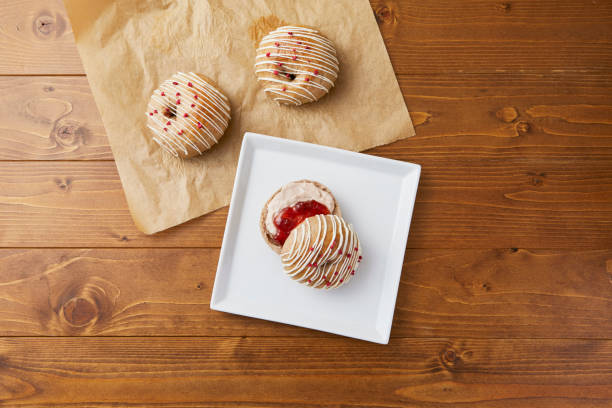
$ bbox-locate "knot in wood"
[441,346,465,371]
[54,277,118,334]
[62,297,98,327]
[35,14,55,37]
[516,121,530,133]
[375,5,397,25]
[444,349,457,363]
[54,177,72,192]
[33,11,66,39]
[496,2,512,13]
[496,107,518,123]
[53,120,83,148]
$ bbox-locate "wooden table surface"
[1,0,611,406]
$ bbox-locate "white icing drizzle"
[146,72,231,157]
[281,215,362,289]
[255,26,339,106]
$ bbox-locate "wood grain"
[1,0,611,75]
[0,336,610,407]
[2,73,612,160]
[0,77,110,160]
[0,0,610,406]
[0,248,609,338]
[1,153,611,248]
[372,0,612,75]
[0,0,82,75]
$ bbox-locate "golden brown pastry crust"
[281,214,362,289]
[255,26,339,106]
[146,72,230,159]
[259,180,341,254]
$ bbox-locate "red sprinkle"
[347,254,351,258]
[161,91,165,96]
[292,48,296,52]
[153,109,158,114]
[338,250,342,255]
[178,130,184,135]
[351,271,355,275]
[163,128,168,132]
[176,99,181,105]
[172,81,178,85]
[297,41,302,44]
[334,272,338,276]
[306,46,311,49]
[359,256,362,260]
[282,86,287,92]
[340,279,344,283]
[183,113,189,118]
[191,104,195,108]
[188,82,193,87]
[288,32,293,35]
[176,92,181,96]
[275,42,280,47]
[292,55,297,60]
[197,122,203,129]
[310,247,314,251]
[313,263,318,267]
[326,282,331,287]
[273,70,279,75]
[305,77,310,82]
[308,280,312,284]
[278,63,283,67]
[286,73,291,78]
[194,94,199,99]
[149,112,153,116]
[266,52,271,57]
[354,247,358,251]
[314,69,319,75]
[166,121,171,126]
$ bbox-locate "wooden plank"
[1,146,611,248]
[2,73,612,160]
[0,0,83,74]
[372,0,612,75]
[1,0,611,75]
[0,77,110,160]
[0,248,609,338]
[2,74,611,161]
[0,337,610,407]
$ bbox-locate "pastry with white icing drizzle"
[255,26,339,106]
[260,180,363,289]
[281,214,362,289]
[146,72,231,159]
[260,180,342,253]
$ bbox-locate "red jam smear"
[273,200,330,245]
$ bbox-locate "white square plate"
[210,133,420,343]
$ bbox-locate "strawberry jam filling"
[273,200,330,245]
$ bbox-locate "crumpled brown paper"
[63,0,415,234]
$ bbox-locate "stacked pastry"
[261,180,362,289]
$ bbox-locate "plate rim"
[210,132,421,344]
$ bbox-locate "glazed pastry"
[281,214,362,289]
[146,72,231,158]
[255,25,339,106]
[260,180,341,253]
[260,180,341,252]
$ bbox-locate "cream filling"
[265,181,335,237]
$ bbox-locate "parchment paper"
[63,0,415,234]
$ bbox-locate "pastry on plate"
[281,214,362,289]
[260,180,341,253]
[146,72,231,158]
[255,25,339,106]
[260,180,362,290]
